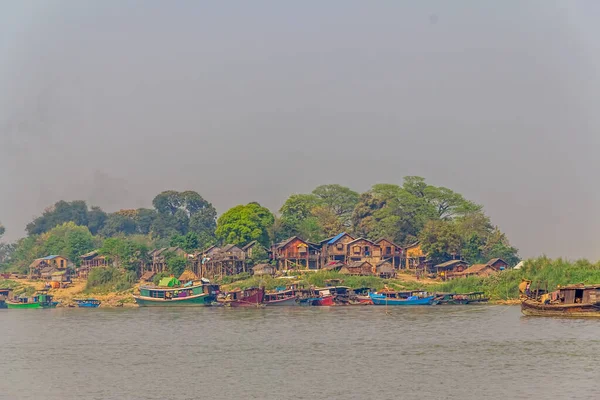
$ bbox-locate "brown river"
[1,305,599,400]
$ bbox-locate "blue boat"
[74,299,101,308]
[369,291,436,306]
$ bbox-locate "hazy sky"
[1,1,599,259]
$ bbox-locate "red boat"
[314,288,335,306]
[226,287,265,307]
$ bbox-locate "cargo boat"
[520,282,600,317]
[134,277,219,307]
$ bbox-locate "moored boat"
[436,292,489,305]
[520,282,600,317]
[134,277,220,307]
[264,289,298,306]
[224,287,265,307]
[369,290,436,306]
[6,291,59,309]
[0,288,11,309]
[74,299,101,308]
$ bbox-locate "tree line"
[0,176,519,274]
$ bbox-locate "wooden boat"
[436,292,489,305]
[224,287,265,307]
[134,278,220,307]
[369,290,436,306]
[264,289,298,306]
[0,288,10,309]
[350,287,374,305]
[74,299,101,308]
[520,283,600,317]
[6,291,59,309]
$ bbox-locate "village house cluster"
[18,232,510,284]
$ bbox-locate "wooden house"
[273,236,320,270]
[78,250,110,278]
[147,247,187,274]
[252,263,276,276]
[322,261,345,271]
[375,238,402,268]
[403,242,427,269]
[29,255,70,279]
[434,259,469,280]
[340,261,374,276]
[346,238,380,264]
[320,232,355,265]
[458,263,498,278]
[376,261,396,278]
[199,244,246,279]
[242,241,271,260]
[487,258,509,271]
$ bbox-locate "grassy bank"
[220,257,600,301]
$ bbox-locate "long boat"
[0,288,10,309]
[436,292,489,305]
[264,289,298,306]
[369,290,436,306]
[6,292,59,309]
[134,280,220,307]
[520,283,600,317]
[74,299,101,308]
[224,287,265,307]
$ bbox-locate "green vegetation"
[216,203,275,247]
[0,177,520,275]
[85,268,137,293]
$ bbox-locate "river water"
[1,305,598,400]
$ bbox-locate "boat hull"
[370,295,435,306]
[264,296,298,306]
[6,302,42,309]
[521,299,600,317]
[134,293,214,307]
[315,296,334,306]
[76,302,101,308]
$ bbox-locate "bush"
[86,267,136,293]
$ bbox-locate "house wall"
[322,234,355,263]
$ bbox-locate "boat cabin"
[558,285,600,305]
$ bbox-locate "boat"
[6,291,59,309]
[350,287,374,305]
[436,292,489,305]
[74,299,101,308]
[369,290,436,306]
[520,282,600,317]
[264,289,298,306]
[313,288,335,306]
[224,287,265,307]
[0,288,11,309]
[134,277,220,307]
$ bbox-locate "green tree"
[216,203,275,247]
[419,220,463,264]
[135,208,158,235]
[164,252,187,277]
[100,213,137,237]
[0,222,5,239]
[26,200,94,235]
[247,245,269,267]
[151,190,217,239]
[99,237,148,272]
[86,207,108,235]
[312,184,359,226]
[39,222,96,266]
[170,232,201,253]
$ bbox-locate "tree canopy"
[216,203,275,247]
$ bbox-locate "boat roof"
[140,283,204,290]
[559,284,600,290]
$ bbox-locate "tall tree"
[216,203,275,247]
[312,184,359,226]
[26,200,91,235]
[99,236,149,272]
[151,190,217,239]
[40,222,96,266]
[100,213,137,237]
[0,222,4,239]
[419,220,463,264]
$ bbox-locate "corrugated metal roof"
[41,255,61,260]
[327,232,347,245]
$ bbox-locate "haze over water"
[1,306,598,400]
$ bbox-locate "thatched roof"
[178,270,199,282]
[322,262,345,271]
[140,271,156,281]
[376,263,395,274]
